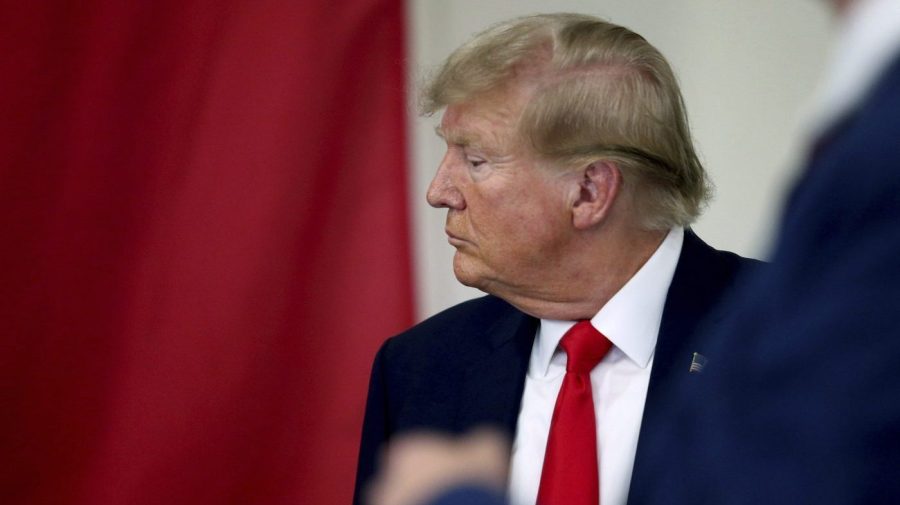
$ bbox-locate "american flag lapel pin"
[689,352,708,373]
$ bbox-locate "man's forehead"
[435,95,524,147]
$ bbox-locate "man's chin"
[452,268,482,290]
[452,256,488,291]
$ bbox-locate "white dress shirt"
[508,227,684,505]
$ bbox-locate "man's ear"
[571,161,622,230]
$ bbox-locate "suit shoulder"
[712,247,764,277]
[683,230,765,281]
[407,294,517,334]
[380,295,520,358]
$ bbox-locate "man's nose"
[426,154,465,210]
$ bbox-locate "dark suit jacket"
[353,231,759,505]
[632,55,900,505]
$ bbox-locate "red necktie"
[537,320,612,505]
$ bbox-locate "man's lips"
[445,229,469,246]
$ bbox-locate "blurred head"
[423,13,710,231]
[831,0,855,15]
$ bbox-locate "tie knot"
[560,321,612,374]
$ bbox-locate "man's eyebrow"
[434,125,481,147]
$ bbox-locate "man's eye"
[467,158,486,168]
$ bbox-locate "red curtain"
[0,1,413,504]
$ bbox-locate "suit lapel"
[457,304,538,437]
[628,230,736,501]
[645,231,718,392]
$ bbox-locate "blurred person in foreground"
[635,0,900,502]
[354,13,760,505]
[367,430,510,505]
[368,1,900,504]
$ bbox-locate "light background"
[408,1,834,319]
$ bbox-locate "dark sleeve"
[427,485,508,505]
[353,340,392,505]
[632,77,900,505]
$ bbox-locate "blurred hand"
[367,428,510,505]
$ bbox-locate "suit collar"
[649,229,722,381]
[627,230,747,503]
[459,299,538,436]
[485,301,535,350]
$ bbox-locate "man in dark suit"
[354,14,758,505]
[365,2,900,505]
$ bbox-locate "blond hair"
[422,13,711,229]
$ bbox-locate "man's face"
[427,87,575,298]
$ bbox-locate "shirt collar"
[532,227,684,376]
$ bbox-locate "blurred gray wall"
[408,1,833,319]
